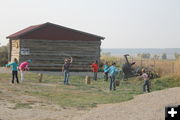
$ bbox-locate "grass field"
[0,72,180,109]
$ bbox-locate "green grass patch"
[13,102,33,109]
[0,72,180,108]
[151,75,180,91]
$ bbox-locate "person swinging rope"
[106,62,120,91]
[62,57,73,85]
[5,58,19,84]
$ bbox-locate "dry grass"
[136,59,180,76]
[101,56,180,76]
[100,56,124,67]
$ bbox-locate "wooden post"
[38,73,43,83]
[85,75,91,84]
[153,59,156,71]
[140,56,143,67]
[8,40,12,62]
[172,62,174,73]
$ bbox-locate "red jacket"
[91,63,99,72]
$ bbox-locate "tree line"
[137,53,180,60]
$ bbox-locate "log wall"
[11,39,20,62]
[18,39,101,71]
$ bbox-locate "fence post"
[172,62,174,73]
[140,56,143,67]
[153,59,156,71]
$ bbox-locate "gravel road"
[77,87,180,120]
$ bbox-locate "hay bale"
[38,73,43,83]
[116,80,120,86]
[85,76,91,84]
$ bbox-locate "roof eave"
[6,22,105,40]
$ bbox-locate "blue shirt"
[106,65,120,76]
[103,64,109,72]
[6,62,18,71]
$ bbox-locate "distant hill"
[101,48,180,59]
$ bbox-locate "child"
[103,61,109,81]
[62,57,73,85]
[19,59,32,82]
[106,62,120,91]
[91,60,99,81]
[5,58,19,84]
[141,69,150,92]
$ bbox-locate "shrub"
[0,45,8,66]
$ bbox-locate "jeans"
[104,72,108,81]
[93,72,97,81]
[20,71,24,82]
[110,75,116,91]
[64,70,69,85]
[143,80,150,92]
[12,71,19,84]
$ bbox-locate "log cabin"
[6,22,105,71]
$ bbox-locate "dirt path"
[0,101,86,120]
[76,87,180,120]
[0,81,87,120]
[0,93,87,120]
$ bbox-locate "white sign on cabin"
[21,48,30,55]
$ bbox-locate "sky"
[0,0,179,48]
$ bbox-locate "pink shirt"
[142,73,149,80]
[19,61,29,71]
